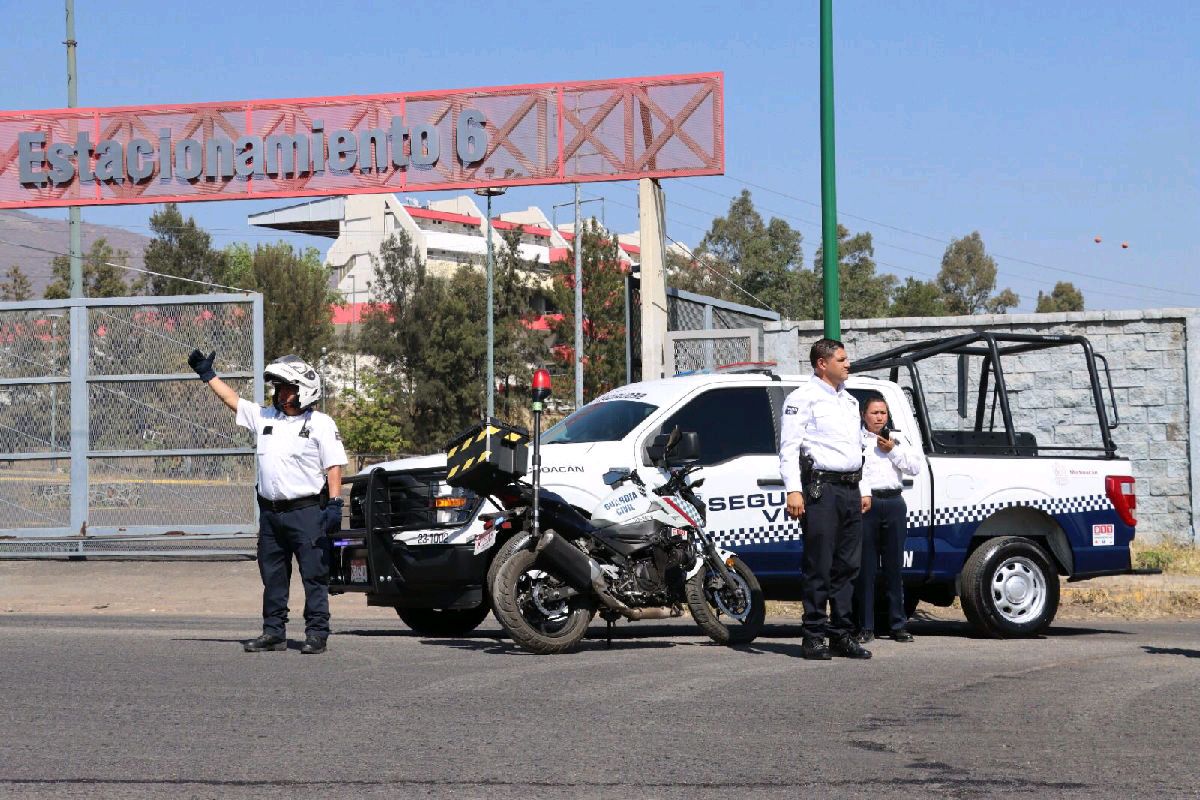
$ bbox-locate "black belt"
[257,494,321,513]
[872,487,903,499]
[810,468,862,486]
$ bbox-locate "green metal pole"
[820,0,840,338]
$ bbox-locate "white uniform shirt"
[236,399,348,501]
[778,375,869,497]
[861,428,922,492]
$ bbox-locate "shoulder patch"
[334,431,342,441]
[784,405,798,415]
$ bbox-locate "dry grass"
[1131,537,1200,576]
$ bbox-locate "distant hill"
[0,211,151,297]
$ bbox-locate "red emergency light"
[532,369,552,403]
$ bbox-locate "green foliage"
[936,231,1018,315]
[548,220,629,404]
[143,204,227,295]
[242,242,337,363]
[889,277,948,317]
[814,225,895,320]
[44,238,142,299]
[336,374,412,454]
[1036,281,1085,313]
[0,266,33,301]
[351,228,540,453]
[681,190,816,319]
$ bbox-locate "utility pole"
[573,183,584,409]
[65,0,83,298]
[820,0,840,338]
[474,186,506,418]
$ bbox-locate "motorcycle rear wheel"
[686,555,765,645]
[492,547,595,654]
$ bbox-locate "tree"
[548,220,630,405]
[143,204,227,295]
[490,229,542,418]
[1036,281,1084,313]
[44,239,142,298]
[814,225,895,320]
[936,231,1018,315]
[235,242,337,363]
[0,266,33,301]
[889,277,948,317]
[688,190,816,319]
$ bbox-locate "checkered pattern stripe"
[711,521,804,547]
[907,494,1112,528]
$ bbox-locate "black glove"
[322,497,344,535]
[188,349,217,383]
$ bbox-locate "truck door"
[644,385,798,584]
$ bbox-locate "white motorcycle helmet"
[264,355,322,412]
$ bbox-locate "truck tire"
[686,556,765,645]
[484,531,532,606]
[492,547,594,654]
[960,536,1060,638]
[395,605,491,637]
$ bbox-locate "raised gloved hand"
[323,497,344,535]
[188,349,217,383]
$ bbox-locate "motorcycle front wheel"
[686,555,765,645]
[492,547,595,654]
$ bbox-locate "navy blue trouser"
[800,482,862,641]
[257,504,330,639]
[855,494,908,634]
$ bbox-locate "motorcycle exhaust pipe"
[623,606,683,621]
[535,530,602,594]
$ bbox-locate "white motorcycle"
[490,427,766,654]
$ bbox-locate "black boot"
[300,635,327,655]
[801,637,832,660]
[244,633,286,653]
[830,635,872,659]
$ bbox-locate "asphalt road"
[1,614,1197,799]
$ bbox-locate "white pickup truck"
[329,332,1141,638]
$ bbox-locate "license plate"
[473,529,497,556]
[349,559,368,584]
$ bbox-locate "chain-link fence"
[0,294,262,539]
[665,288,778,374]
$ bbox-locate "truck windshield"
[541,400,658,445]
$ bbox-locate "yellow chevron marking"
[447,444,459,457]
[478,450,491,463]
[447,464,460,479]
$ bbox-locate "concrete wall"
[764,308,1200,544]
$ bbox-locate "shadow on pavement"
[1141,645,1200,658]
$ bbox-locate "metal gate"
[0,293,263,539]
[665,288,778,375]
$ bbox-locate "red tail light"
[1105,475,1137,527]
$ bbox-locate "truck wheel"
[395,605,491,637]
[492,547,594,654]
[686,556,765,645]
[960,536,1060,638]
[484,531,532,605]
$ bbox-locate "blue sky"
[0,0,1195,312]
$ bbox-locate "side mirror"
[645,432,671,465]
[602,468,631,487]
[667,431,701,465]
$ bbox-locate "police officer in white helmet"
[189,350,348,654]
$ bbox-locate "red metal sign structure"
[0,72,723,210]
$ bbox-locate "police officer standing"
[854,393,921,643]
[779,338,872,660]
[188,350,348,655]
